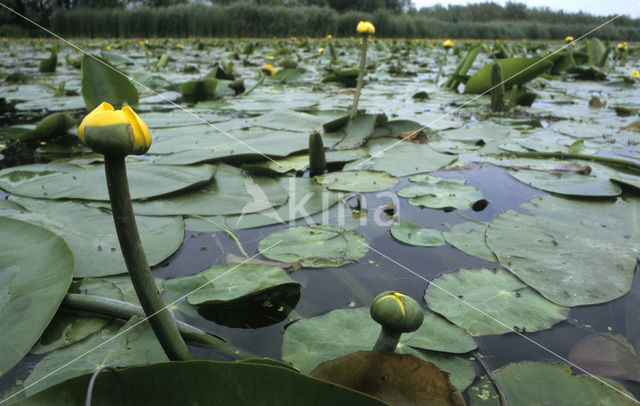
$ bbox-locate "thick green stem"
[491,62,505,112]
[372,327,401,352]
[63,293,257,359]
[568,46,577,67]
[351,36,368,118]
[241,74,266,97]
[104,154,192,361]
[435,49,448,86]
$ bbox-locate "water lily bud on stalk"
[356,21,375,36]
[76,103,191,361]
[261,63,276,76]
[370,291,424,352]
[442,39,455,49]
[351,21,375,117]
[631,69,640,79]
[78,102,151,156]
[564,36,576,46]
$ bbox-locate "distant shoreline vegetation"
[1,1,639,39]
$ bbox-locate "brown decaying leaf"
[310,351,466,406]
[568,333,640,382]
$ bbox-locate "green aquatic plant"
[77,102,192,361]
[370,291,424,352]
[351,21,375,117]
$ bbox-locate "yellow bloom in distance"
[356,21,375,35]
[631,69,640,79]
[261,63,275,76]
[442,39,455,49]
[78,102,151,156]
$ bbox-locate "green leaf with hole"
[425,268,569,336]
[81,54,138,110]
[258,225,368,268]
[390,221,445,247]
[0,217,75,376]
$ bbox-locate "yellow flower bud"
[77,102,151,156]
[318,47,324,54]
[370,291,423,333]
[261,63,275,76]
[326,34,333,40]
[564,36,574,43]
[631,69,640,79]
[442,39,455,49]
[356,21,375,35]
[106,45,112,51]
[139,40,145,46]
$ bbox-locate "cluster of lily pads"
[1,31,640,405]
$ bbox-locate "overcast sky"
[412,0,640,18]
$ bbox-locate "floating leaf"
[0,162,216,201]
[568,333,640,382]
[282,307,477,379]
[443,222,497,262]
[486,195,640,306]
[316,170,398,193]
[323,114,377,150]
[2,197,184,277]
[391,221,446,247]
[310,351,466,406]
[490,361,638,405]
[425,268,569,336]
[16,360,387,405]
[0,217,74,376]
[81,54,138,110]
[31,314,111,355]
[258,225,369,268]
[399,178,484,210]
[507,169,621,197]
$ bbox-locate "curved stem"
[241,74,266,97]
[351,35,368,118]
[474,351,508,406]
[188,215,249,258]
[104,155,192,361]
[372,327,401,352]
[63,293,258,360]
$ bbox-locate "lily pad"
[31,313,112,355]
[391,221,446,247]
[568,333,640,383]
[2,197,184,277]
[443,222,497,262]
[282,307,477,377]
[16,360,387,406]
[81,54,138,110]
[399,178,484,210]
[316,170,398,193]
[425,268,569,336]
[130,164,287,216]
[0,162,216,201]
[344,139,457,177]
[323,114,377,150]
[258,225,369,268]
[0,217,75,376]
[486,195,640,306]
[23,317,168,396]
[507,169,621,197]
[489,361,638,405]
[310,351,466,406]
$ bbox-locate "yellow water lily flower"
[106,45,112,51]
[442,39,455,49]
[139,40,145,46]
[356,21,375,35]
[318,47,324,55]
[564,36,574,43]
[78,102,151,156]
[261,63,275,76]
[617,42,629,51]
[631,69,640,79]
[326,34,333,40]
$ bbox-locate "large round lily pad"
[507,169,622,197]
[391,221,446,247]
[486,195,640,306]
[282,307,477,389]
[316,170,398,193]
[425,268,569,336]
[258,225,369,268]
[0,217,75,376]
[0,162,216,201]
[443,222,497,262]
[488,361,638,405]
[3,197,184,278]
[17,360,387,406]
[399,178,484,210]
